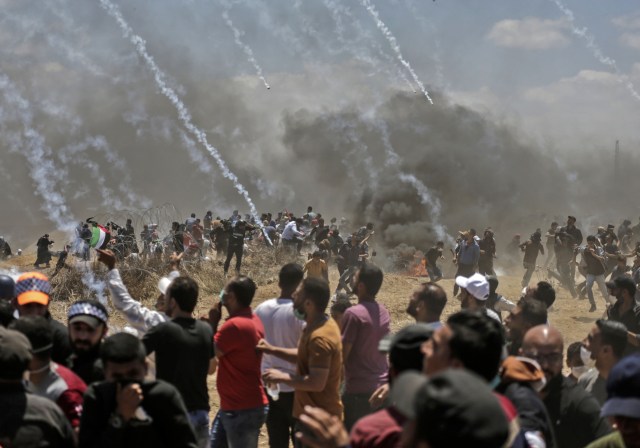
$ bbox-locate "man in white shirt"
[254,263,305,448]
[281,218,305,255]
[97,249,181,335]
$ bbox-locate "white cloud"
[486,17,569,50]
[612,12,640,30]
[620,32,640,50]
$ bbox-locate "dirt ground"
[3,254,607,447]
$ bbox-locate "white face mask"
[580,346,595,367]
[571,366,590,379]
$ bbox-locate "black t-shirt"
[0,383,75,448]
[143,317,214,411]
[542,375,610,448]
[79,380,197,448]
[426,247,442,266]
[228,227,247,247]
[583,249,606,276]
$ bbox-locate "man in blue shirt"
[453,231,480,296]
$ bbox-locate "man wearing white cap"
[456,273,501,322]
[97,249,181,336]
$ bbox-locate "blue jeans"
[426,265,442,281]
[189,410,210,448]
[586,274,612,307]
[210,405,268,448]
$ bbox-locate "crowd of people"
[1,210,640,448]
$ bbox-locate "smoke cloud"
[1,0,639,261]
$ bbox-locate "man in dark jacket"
[522,325,610,448]
[0,326,75,447]
[79,332,197,448]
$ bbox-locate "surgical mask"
[294,308,306,321]
[580,346,594,367]
[571,366,590,379]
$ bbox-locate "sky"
[1,0,640,249]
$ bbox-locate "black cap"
[379,323,435,353]
[392,370,509,447]
[0,275,15,300]
[602,354,640,419]
[0,326,32,380]
[379,324,435,373]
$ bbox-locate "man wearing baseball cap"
[394,369,509,447]
[456,272,501,322]
[586,354,640,448]
[349,323,434,447]
[67,299,109,384]
[14,272,71,365]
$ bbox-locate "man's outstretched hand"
[96,249,116,270]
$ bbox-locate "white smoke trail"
[220,8,271,90]
[58,136,152,210]
[403,0,446,89]
[550,0,640,102]
[321,0,417,93]
[0,74,76,232]
[358,0,433,103]
[99,0,262,220]
[80,266,109,308]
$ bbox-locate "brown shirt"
[293,317,343,419]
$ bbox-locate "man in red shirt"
[207,276,268,448]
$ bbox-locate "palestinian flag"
[90,225,111,249]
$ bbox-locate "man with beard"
[14,272,72,366]
[143,276,214,447]
[455,273,500,322]
[260,278,343,441]
[521,325,610,448]
[478,228,497,276]
[504,296,548,355]
[207,276,268,448]
[67,299,109,384]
